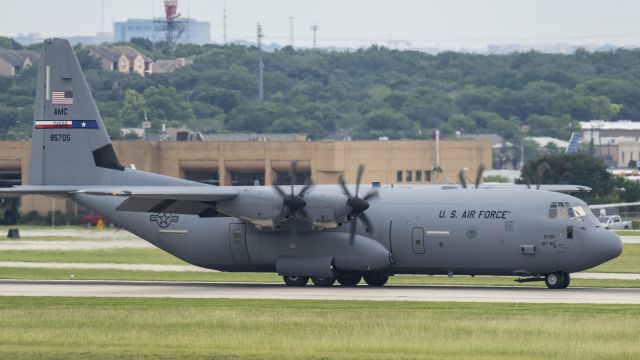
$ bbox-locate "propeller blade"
[349,220,357,245]
[272,182,287,198]
[363,190,379,201]
[458,169,468,189]
[338,173,352,198]
[297,179,314,198]
[536,162,551,190]
[355,164,365,198]
[289,161,297,195]
[474,164,485,189]
[359,212,374,234]
[298,208,313,224]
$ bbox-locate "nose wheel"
[545,272,570,289]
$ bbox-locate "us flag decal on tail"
[35,120,98,129]
[51,90,74,105]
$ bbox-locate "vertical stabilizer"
[29,38,123,185]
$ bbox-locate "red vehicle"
[80,212,111,226]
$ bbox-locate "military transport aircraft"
[0,39,623,289]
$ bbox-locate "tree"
[356,108,419,139]
[519,153,613,201]
[143,85,194,121]
[119,89,146,127]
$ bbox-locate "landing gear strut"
[545,271,570,289]
[283,275,309,287]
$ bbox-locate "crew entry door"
[412,227,425,254]
[229,223,251,263]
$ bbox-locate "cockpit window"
[548,202,558,218]
[549,202,588,220]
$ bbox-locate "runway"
[0,279,639,304]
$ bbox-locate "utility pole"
[288,16,294,47]
[257,23,264,101]
[222,0,227,44]
[310,23,319,49]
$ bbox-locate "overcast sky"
[2,0,640,50]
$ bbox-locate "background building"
[581,120,640,167]
[0,50,39,76]
[0,139,491,216]
[113,19,211,44]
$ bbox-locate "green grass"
[614,230,640,236]
[0,267,637,288]
[0,297,639,359]
[589,244,640,273]
[0,248,185,265]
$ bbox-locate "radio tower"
[222,0,227,44]
[153,0,189,51]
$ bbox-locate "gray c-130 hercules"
[0,39,623,289]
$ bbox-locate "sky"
[2,0,640,50]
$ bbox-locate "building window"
[396,170,402,182]
[415,170,422,182]
[425,170,431,182]
[406,170,413,182]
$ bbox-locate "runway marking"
[0,280,639,304]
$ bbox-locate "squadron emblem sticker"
[150,213,179,228]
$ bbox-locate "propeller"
[458,164,485,189]
[535,161,551,190]
[522,161,550,190]
[338,164,379,244]
[272,161,313,222]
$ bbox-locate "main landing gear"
[545,271,571,289]
[282,272,390,287]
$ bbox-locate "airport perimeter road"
[0,280,639,304]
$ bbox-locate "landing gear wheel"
[311,276,336,287]
[545,272,567,289]
[336,273,362,286]
[363,273,389,287]
[559,273,571,289]
[283,275,309,287]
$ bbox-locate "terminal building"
[113,18,211,45]
[0,139,491,216]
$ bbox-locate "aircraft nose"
[584,228,623,266]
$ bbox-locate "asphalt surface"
[0,279,639,304]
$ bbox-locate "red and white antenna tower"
[154,0,189,50]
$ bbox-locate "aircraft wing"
[478,184,592,193]
[0,185,85,197]
[76,186,238,202]
[0,185,238,202]
[589,202,640,210]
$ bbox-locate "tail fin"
[28,38,123,186]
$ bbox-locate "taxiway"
[0,279,639,304]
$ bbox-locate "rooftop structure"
[0,50,39,76]
[87,45,152,76]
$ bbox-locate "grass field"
[0,248,184,265]
[0,297,638,360]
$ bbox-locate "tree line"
[2,36,640,143]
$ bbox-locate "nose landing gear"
[545,271,571,289]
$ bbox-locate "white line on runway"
[0,280,639,304]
